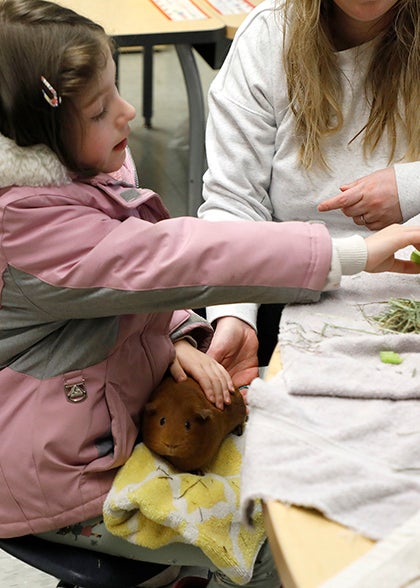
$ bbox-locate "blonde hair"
[283,0,420,168]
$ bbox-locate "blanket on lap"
[103,435,266,585]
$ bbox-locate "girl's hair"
[0,0,114,173]
[283,0,420,168]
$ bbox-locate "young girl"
[199,0,420,380]
[1,1,420,587]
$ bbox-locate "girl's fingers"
[169,357,187,382]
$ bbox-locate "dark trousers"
[256,303,284,366]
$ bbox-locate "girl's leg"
[36,516,214,568]
[208,540,280,588]
[37,517,280,587]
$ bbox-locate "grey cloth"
[240,271,420,541]
[279,272,420,400]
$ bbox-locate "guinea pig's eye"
[184,420,191,430]
[159,417,166,426]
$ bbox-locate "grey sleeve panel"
[169,311,213,352]
[1,315,119,378]
[1,266,322,377]
[7,266,322,321]
[0,266,119,377]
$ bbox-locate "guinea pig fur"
[141,376,247,474]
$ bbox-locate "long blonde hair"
[283,0,420,168]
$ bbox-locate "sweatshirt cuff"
[324,235,367,291]
[205,303,259,331]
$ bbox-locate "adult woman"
[198,0,420,383]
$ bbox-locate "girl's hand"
[365,224,420,273]
[318,168,403,230]
[170,339,234,410]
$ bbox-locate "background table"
[54,0,227,215]
[54,0,263,215]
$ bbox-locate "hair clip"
[41,75,61,108]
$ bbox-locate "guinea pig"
[141,376,247,474]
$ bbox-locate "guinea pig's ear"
[195,409,213,422]
[144,402,157,416]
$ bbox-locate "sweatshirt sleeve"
[198,4,283,330]
[205,303,259,331]
[198,3,282,223]
[394,161,420,222]
[324,235,367,291]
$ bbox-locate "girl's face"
[69,49,136,174]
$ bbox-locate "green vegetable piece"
[380,351,403,365]
[410,249,420,264]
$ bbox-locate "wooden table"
[196,0,265,39]
[263,345,375,588]
[54,0,225,44]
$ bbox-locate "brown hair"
[0,0,114,174]
[282,0,420,168]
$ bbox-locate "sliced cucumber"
[410,249,420,264]
[380,350,403,365]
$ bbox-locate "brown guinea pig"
[141,376,247,474]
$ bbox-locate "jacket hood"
[0,132,71,188]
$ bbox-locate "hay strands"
[370,298,420,334]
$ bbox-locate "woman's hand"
[318,168,403,230]
[170,339,234,410]
[206,317,259,388]
[365,224,420,273]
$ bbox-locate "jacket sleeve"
[199,4,282,224]
[169,310,213,352]
[2,193,333,321]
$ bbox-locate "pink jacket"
[0,135,332,537]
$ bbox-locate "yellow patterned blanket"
[103,435,266,584]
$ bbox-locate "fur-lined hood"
[0,132,71,188]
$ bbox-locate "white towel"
[241,269,420,540]
[241,373,420,540]
[279,272,420,400]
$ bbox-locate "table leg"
[143,44,154,129]
[175,44,206,216]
